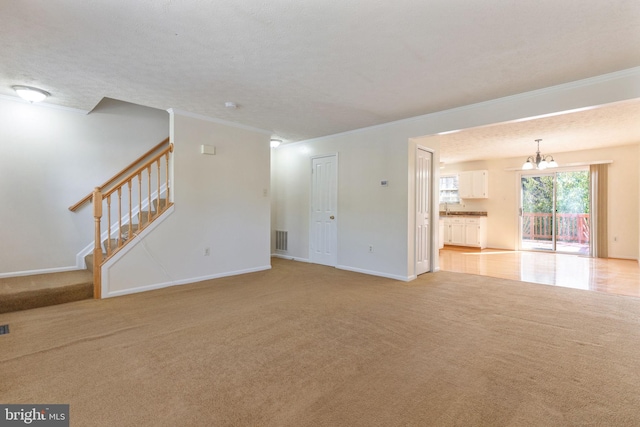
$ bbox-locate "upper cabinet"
[458,170,488,199]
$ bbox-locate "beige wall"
[441,143,640,259]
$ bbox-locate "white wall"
[103,110,272,296]
[272,126,440,281]
[272,68,640,280]
[0,97,168,276]
[441,144,639,259]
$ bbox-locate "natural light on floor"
[438,248,640,297]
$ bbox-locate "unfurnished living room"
[2,1,640,426]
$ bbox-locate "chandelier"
[522,139,558,170]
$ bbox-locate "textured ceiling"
[436,99,640,164]
[1,0,639,157]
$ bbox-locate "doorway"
[519,168,590,254]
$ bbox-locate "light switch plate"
[201,145,216,155]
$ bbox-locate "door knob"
[330,215,335,220]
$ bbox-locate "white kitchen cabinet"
[458,170,488,199]
[464,218,487,247]
[449,217,466,245]
[442,216,487,249]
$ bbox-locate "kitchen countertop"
[439,211,487,217]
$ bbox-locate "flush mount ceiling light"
[522,139,558,170]
[224,101,238,109]
[270,139,282,148]
[12,85,50,103]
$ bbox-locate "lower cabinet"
[449,218,466,245]
[442,216,487,248]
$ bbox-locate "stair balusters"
[90,143,173,298]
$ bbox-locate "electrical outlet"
[369,245,374,253]
[204,247,210,256]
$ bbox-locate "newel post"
[93,187,103,299]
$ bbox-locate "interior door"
[416,147,432,275]
[310,155,337,266]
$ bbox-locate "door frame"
[415,145,435,275]
[309,153,339,266]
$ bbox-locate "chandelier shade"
[522,139,557,170]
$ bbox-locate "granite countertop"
[439,211,487,217]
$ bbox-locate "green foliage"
[557,171,589,214]
[522,175,554,213]
[521,171,589,214]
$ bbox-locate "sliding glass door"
[521,174,555,251]
[520,169,590,254]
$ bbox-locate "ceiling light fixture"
[224,101,237,109]
[270,139,282,148]
[522,139,558,170]
[12,85,50,103]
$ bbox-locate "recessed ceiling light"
[12,85,50,103]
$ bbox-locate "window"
[439,174,460,204]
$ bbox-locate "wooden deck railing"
[70,139,173,299]
[522,213,590,243]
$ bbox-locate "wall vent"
[0,324,9,335]
[275,230,288,252]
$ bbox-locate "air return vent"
[275,230,288,251]
[0,324,9,335]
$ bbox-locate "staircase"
[0,197,170,314]
[85,197,169,272]
[0,139,173,314]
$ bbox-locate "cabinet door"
[472,171,488,198]
[450,222,465,245]
[458,172,472,198]
[445,221,453,243]
[465,223,480,246]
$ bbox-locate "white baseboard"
[335,265,413,282]
[104,264,272,298]
[272,256,413,281]
[271,253,310,263]
[0,265,82,279]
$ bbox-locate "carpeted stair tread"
[0,197,171,314]
[0,270,93,314]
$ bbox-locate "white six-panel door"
[310,155,337,266]
[416,147,432,275]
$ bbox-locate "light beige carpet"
[2,258,640,426]
[0,270,93,313]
